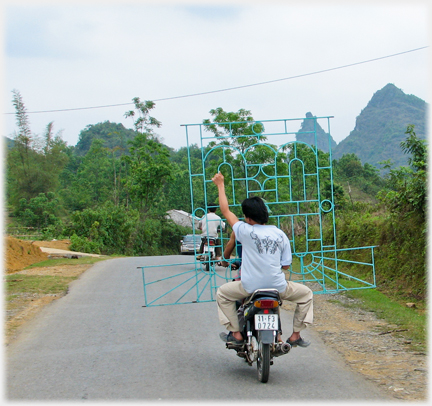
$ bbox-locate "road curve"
[6,256,391,401]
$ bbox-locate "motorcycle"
[200,236,217,272]
[225,288,291,383]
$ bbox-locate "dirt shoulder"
[4,237,427,401]
[283,293,427,401]
[5,263,94,345]
[4,237,97,344]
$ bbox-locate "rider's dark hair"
[207,203,217,213]
[241,196,268,224]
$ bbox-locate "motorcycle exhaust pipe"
[281,342,291,353]
[273,342,291,357]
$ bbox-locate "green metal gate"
[138,116,376,306]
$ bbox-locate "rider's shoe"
[286,337,311,347]
[219,331,244,345]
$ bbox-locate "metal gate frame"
[138,116,376,306]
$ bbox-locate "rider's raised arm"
[212,172,239,228]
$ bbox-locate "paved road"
[6,256,391,401]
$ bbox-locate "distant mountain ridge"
[295,112,337,153]
[331,83,427,168]
[6,84,426,171]
[296,84,427,168]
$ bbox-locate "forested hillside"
[74,121,137,156]
[333,83,427,168]
[5,91,427,305]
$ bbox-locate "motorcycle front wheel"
[257,343,271,383]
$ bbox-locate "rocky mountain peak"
[333,83,427,168]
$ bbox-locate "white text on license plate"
[255,314,278,330]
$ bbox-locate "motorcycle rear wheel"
[257,343,271,383]
[204,252,214,272]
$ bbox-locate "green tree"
[7,91,69,205]
[16,192,62,230]
[124,97,161,134]
[333,153,385,198]
[122,98,174,215]
[203,107,266,153]
[7,90,39,203]
[79,139,114,204]
[333,153,364,178]
[322,181,346,209]
[11,89,32,151]
[60,139,115,210]
[201,108,276,207]
[378,125,427,220]
[285,143,332,202]
[165,144,207,212]
[122,133,174,214]
[39,122,69,190]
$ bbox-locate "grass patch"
[5,274,78,296]
[4,255,112,342]
[6,294,20,301]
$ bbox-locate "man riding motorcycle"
[212,172,313,347]
[197,204,225,260]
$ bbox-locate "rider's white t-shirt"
[233,221,292,293]
[199,212,225,237]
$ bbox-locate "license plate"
[254,314,278,330]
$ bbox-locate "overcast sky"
[2,0,430,151]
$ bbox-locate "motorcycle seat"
[245,289,281,304]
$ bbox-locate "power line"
[153,46,429,102]
[5,46,428,115]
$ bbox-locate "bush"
[66,201,191,256]
[41,223,66,240]
[67,202,139,255]
[15,192,62,229]
[328,203,426,300]
[131,217,191,256]
[70,233,104,254]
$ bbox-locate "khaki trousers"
[216,280,313,333]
